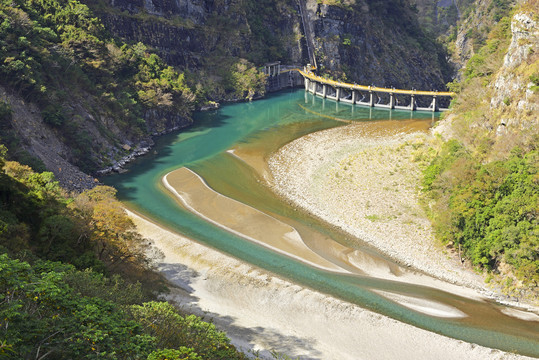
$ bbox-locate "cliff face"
[87,0,452,91]
[304,0,452,90]
[491,10,538,135]
[88,0,305,71]
[435,1,538,151]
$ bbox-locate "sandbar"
[163,167,346,273]
[129,210,535,360]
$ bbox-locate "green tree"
[0,254,156,359]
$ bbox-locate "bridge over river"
[264,62,455,112]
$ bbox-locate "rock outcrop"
[491,10,538,134]
[87,0,453,90]
[0,86,98,191]
[304,0,452,90]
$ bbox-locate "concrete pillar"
[305,78,309,91]
[322,84,327,98]
[389,93,395,109]
[410,94,416,111]
[336,87,341,101]
[369,91,375,107]
[432,96,438,112]
[351,90,357,104]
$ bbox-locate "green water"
[104,90,539,357]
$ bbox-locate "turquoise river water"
[104,89,539,357]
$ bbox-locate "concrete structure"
[265,63,304,93]
[264,62,281,77]
[300,68,454,112]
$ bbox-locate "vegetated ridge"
[0,147,252,359]
[422,0,538,299]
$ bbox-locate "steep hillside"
[85,0,453,92]
[306,0,453,89]
[412,0,516,73]
[0,0,196,189]
[424,0,538,299]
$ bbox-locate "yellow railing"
[295,69,455,97]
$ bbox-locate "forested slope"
[0,0,198,182]
[0,148,250,359]
[423,0,538,299]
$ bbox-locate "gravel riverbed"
[267,124,487,291]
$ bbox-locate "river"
[104,89,539,358]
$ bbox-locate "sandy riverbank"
[128,210,535,360]
[125,119,538,359]
[268,123,487,290]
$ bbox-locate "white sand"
[129,210,535,360]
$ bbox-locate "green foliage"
[147,348,202,360]
[243,0,290,64]
[423,146,538,288]
[488,0,512,21]
[0,254,243,359]
[463,15,512,82]
[0,158,248,359]
[0,254,156,359]
[225,59,267,101]
[0,0,195,171]
[42,104,66,127]
[424,3,539,295]
[130,302,246,360]
[0,158,158,280]
[0,102,11,123]
[422,140,467,191]
[530,72,539,93]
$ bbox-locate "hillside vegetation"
[423,0,538,298]
[0,0,268,179]
[0,147,250,359]
[0,0,197,173]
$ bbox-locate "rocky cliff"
[490,9,538,136]
[86,0,453,90]
[435,2,538,149]
[304,0,453,90]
